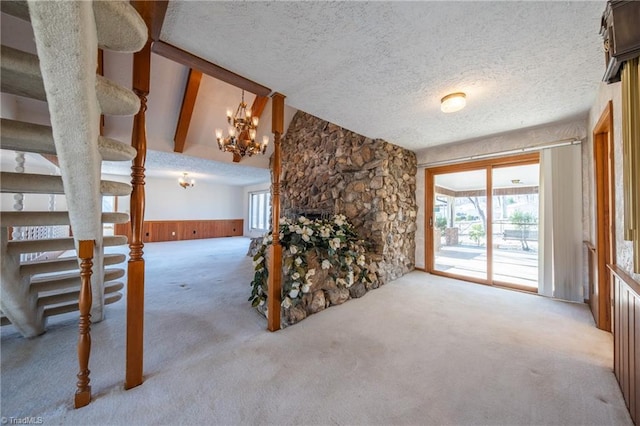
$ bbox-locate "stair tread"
[1,45,140,116]
[1,118,137,161]
[20,253,126,275]
[1,1,146,53]
[42,292,122,319]
[7,235,128,254]
[32,267,125,286]
[0,172,131,196]
[38,282,124,307]
[93,1,147,53]
[1,211,129,227]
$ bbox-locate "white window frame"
[249,190,271,232]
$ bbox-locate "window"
[249,190,271,231]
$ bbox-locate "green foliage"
[435,216,448,231]
[469,223,486,245]
[509,210,536,228]
[249,215,373,311]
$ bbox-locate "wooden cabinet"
[601,1,640,82]
[114,219,244,243]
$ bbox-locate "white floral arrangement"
[249,214,372,311]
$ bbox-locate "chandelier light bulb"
[217,89,270,162]
[440,92,466,113]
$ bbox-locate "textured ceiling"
[162,1,605,151]
[101,149,270,186]
[0,2,608,187]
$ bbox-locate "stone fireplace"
[279,111,417,285]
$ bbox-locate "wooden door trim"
[425,152,540,287]
[593,100,615,332]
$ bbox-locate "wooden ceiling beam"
[173,68,202,153]
[130,0,169,42]
[151,41,271,97]
[251,95,269,120]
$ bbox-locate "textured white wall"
[585,81,638,283]
[107,174,244,221]
[415,119,587,166]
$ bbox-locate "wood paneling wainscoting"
[609,264,640,424]
[114,219,243,243]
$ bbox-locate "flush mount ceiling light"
[179,173,195,189]
[440,92,466,113]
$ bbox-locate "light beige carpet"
[0,237,632,425]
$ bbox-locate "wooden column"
[75,240,94,408]
[125,37,150,390]
[267,93,285,332]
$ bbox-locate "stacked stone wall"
[279,111,417,285]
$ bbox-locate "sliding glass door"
[432,169,488,281]
[491,164,539,290]
[427,154,539,290]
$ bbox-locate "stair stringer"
[0,228,44,337]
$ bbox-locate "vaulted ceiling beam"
[151,41,271,97]
[173,68,202,153]
[251,95,269,120]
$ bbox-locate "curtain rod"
[418,138,583,168]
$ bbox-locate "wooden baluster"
[126,0,167,390]
[75,240,94,408]
[125,38,150,390]
[267,93,285,332]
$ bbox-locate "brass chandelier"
[215,90,269,163]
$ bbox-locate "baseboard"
[414,267,426,272]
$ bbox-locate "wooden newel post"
[267,92,285,332]
[125,38,150,390]
[75,240,94,408]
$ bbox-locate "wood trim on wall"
[593,101,615,332]
[609,264,640,424]
[114,219,243,243]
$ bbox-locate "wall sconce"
[179,173,195,189]
[441,92,467,113]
